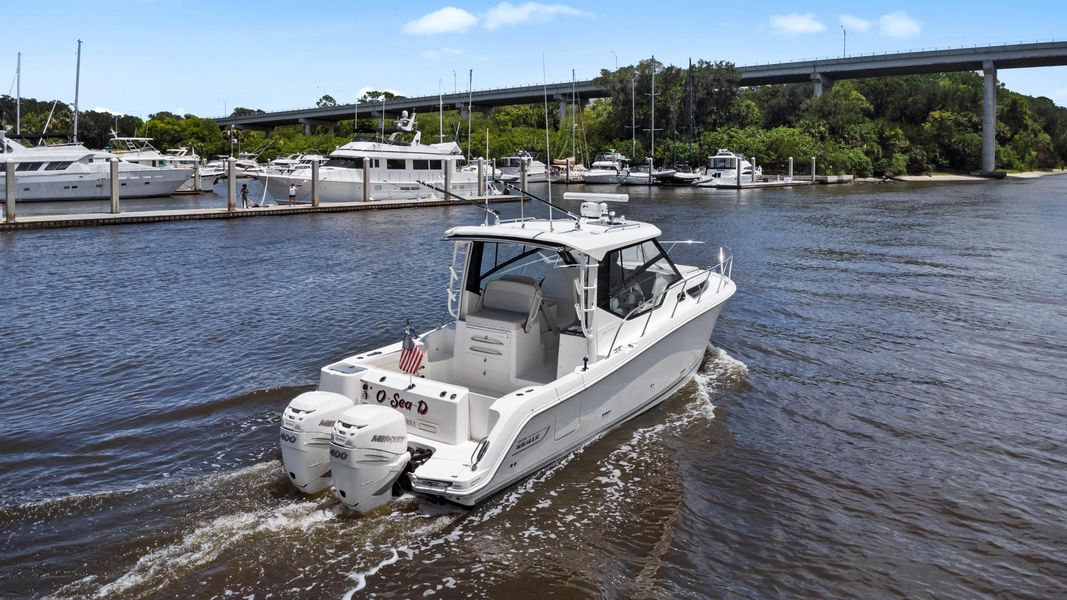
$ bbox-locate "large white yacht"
[267,153,329,174]
[254,113,479,203]
[497,150,547,183]
[109,135,217,192]
[695,149,762,187]
[1,134,191,201]
[583,149,629,184]
[278,192,736,511]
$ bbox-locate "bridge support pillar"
[558,99,567,124]
[812,73,834,97]
[982,61,997,173]
[303,122,312,135]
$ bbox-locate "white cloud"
[420,47,463,60]
[769,13,825,35]
[839,14,871,32]
[483,2,587,30]
[879,11,921,38]
[402,7,477,35]
[91,106,124,115]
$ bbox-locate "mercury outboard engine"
[329,404,411,512]
[280,391,355,494]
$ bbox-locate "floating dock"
[0,195,521,231]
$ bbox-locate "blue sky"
[4,0,1067,118]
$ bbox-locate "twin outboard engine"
[279,391,355,493]
[329,405,411,511]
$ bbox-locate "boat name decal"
[513,427,550,455]
[376,389,429,415]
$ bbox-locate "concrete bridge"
[215,41,1067,174]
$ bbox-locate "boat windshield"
[710,157,736,169]
[598,240,681,318]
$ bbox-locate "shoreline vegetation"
[2,61,1066,179]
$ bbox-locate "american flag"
[399,326,424,374]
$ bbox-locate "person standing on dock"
[288,183,298,205]
[240,183,250,209]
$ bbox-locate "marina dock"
[0,195,521,231]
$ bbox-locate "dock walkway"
[0,195,521,231]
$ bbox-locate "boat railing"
[607,245,733,355]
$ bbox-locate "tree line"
[3,63,1065,174]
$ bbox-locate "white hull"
[583,170,623,184]
[436,298,727,506]
[257,170,481,203]
[0,168,192,202]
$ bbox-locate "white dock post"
[311,160,320,207]
[109,157,120,214]
[811,156,816,183]
[227,157,237,211]
[736,158,742,190]
[4,160,15,222]
[492,158,497,183]
[362,157,371,202]
[193,161,202,193]
[566,161,571,184]
[477,158,485,197]
[647,157,653,186]
[520,160,528,193]
[788,156,794,182]
[443,159,452,200]
[751,156,757,183]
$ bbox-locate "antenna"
[438,79,444,144]
[16,52,20,135]
[542,54,553,230]
[466,69,473,161]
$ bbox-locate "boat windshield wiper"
[416,179,500,224]
[502,184,580,222]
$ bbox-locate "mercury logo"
[371,435,405,444]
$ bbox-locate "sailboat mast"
[73,39,81,143]
[466,69,473,161]
[16,52,20,135]
[438,80,444,144]
[542,55,553,229]
[650,54,655,164]
[571,68,576,164]
[630,73,635,158]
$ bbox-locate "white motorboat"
[695,149,762,187]
[278,191,736,512]
[0,133,191,201]
[497,150,547,183]
[583,149,629,184]
[660,163,701,185]
[621,162,676,186]
[252,112,479,203]
[267,153,329,174]
[547,158,587,183]
[109,135,217,192]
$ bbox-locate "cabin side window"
[429,160,442,170]
[15,162,44,172]
[386,159,406,170]
[412,159,429,170]
[597,240,682,318]
[44,161,72,171]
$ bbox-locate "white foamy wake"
[89,500,337,598]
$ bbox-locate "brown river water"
[1,178,1065,598]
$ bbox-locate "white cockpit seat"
[540,266,579,329]
[466,276,542,332]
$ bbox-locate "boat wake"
[53,346,747,599]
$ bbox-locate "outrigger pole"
[415,179,499,224]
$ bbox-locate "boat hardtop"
[445,218,660,261]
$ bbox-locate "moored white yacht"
[109,135,217,192]
[695,149,762,187]
[583,149,629,184]
[253,113,479,203]
[278,192,736,511]
[1,133,191,201]
[497,150,547,183]
[267,153,329,174]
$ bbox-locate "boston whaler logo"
[512,427,550,454]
